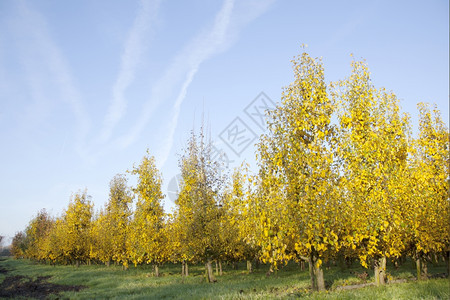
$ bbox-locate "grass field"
[0,256,448,299]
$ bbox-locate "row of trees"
[12,52,449,291]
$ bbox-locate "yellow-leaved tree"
[60,190,93,267]
[11,231,27,259]
[23,209,54,261]
[128,151,166,276]
[221,165,259,273]
[174,128,223,283]
[257,52,341,291]
[90,209,114,266]
[333,59,411,285]
[406,103,450,279]
[101,174,133,268]
[46,217,67,264]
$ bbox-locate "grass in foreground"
[0,257,448,299]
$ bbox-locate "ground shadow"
[0,260,86,299]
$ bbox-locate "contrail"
[117,0,275,151]
[155,0,235,167]
[156,68,199,168]
[118,0,235,149]
[100,0,160,143]
[156,0,276,168]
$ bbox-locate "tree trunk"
[300,260,305,271]
[308,251,325,291]
[246,260,253,273]
[154,264,159,277]
[266,264,274,276]
[215,260,219,275]
[416,256,421,280]
[447,251,450,277]
[308,257,313,287]
[401,255,406,265]
[232,261,238,270]
[374,256,387,285]
[421,257,427,279]
[255,259,260,269]
[219,260,222,276]
[205,259,216,283]
[345,257,353,268]
[416,251,428,280]
[314,262,325,291]
[76,260,80,268]
[106,260,110,267]
[182,260,189,277]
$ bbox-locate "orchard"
[11,51,449,292]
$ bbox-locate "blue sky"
[0,0,448,244]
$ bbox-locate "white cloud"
[12,1,90,156]
[0,38,10,124]
[100,0,161,143]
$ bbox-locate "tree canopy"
[12,50,449,289]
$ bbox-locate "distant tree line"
[12,52,449,291]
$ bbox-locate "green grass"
[0,257,448,299]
